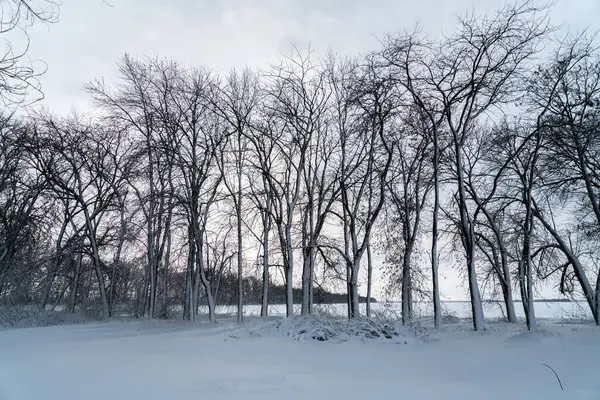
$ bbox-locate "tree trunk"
[346,261,352,319]
[236,135,244,323]
[42,215,69,310]
[183,262,190,320]
[534,207,598,323]
[308,263,314,311]
[349,260,360,318]
[159,224,172,319]
[301,193,316,316]
[527,260,537,331]
[521,189,537,331]
[301,253,311,316]
[285,265,294,318]
[197,258,216,323]
[431,131,442,329]
[70,253,82,314]
[401,246,413,325]
[261,215,270,317]
[285,225,294,318]
[500,249,517,323]
[84,267,93,305]
[454,137,484,331]
[519,260,532,330]
[595,270,600,326]
[149,253,157,320]
[194,227,216,323]
[192,263,200,322]
[41,267,59,311]
[501,278,517,324]
[366,241,373,318]
[83,211,109,319]
[343,207,352,319]
[205,284,216,323]
[186,226,195,321]
[236,202,243,323]
[108,263,117,317]
[52,282,69,311]
[140,269,149,318]
[146,221,155,320]
[300,238,316,317]
[466,229,485,331]
[108,198,127,317]
[479,208,517,323]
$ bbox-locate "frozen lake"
[198,300,593,322]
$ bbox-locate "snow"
[0,314,598,400]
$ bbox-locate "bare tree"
[260,46,330,317]
[28,114,129,318]
[0,116,48,301]
[244,115,277,317]
[385,107,433,324]
[324,53,395,318]
[211,68,261,323]
[382,1,551,330]
[526,32,600,324]
[457,123,519,323]
[380,31,446,328]
[297,57,334,316]
[0,0,59,105]
[491,119,541,330]
[161,65,226,323]
[86,55,177,319]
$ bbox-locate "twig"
[541,363,564,391]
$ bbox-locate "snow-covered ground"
[0,314,598,400]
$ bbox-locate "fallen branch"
[541,363,564,391]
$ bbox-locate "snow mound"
[253,315,429,343]
[0,306,93,329]
[505,329,564,344]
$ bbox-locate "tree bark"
[401,243,414,325]
[260,203,271,317]
[236,131,244,323]
[70,253,82,314]
[431,129,442,328]
[284,223,294,318]
[534,206,598,324]
[41,212,70,310]
[520,197,537,331]
[83,208,109,319]
[453,131,484,331]
[366,241,373,318]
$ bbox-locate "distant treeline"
[533,299,576,303]
[211,274,376,306]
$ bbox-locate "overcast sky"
[17,0,600,302]
[22,0,598,116]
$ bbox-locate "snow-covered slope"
[0,317,598,400]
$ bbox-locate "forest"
[0,0,599,332]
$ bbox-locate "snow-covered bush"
[253,315,430,343]
[0,306,93,329]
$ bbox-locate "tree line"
[0,0,599,330]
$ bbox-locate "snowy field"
[0,308,599,400]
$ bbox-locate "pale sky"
[22,0,598,116]
[17,0,600,302]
